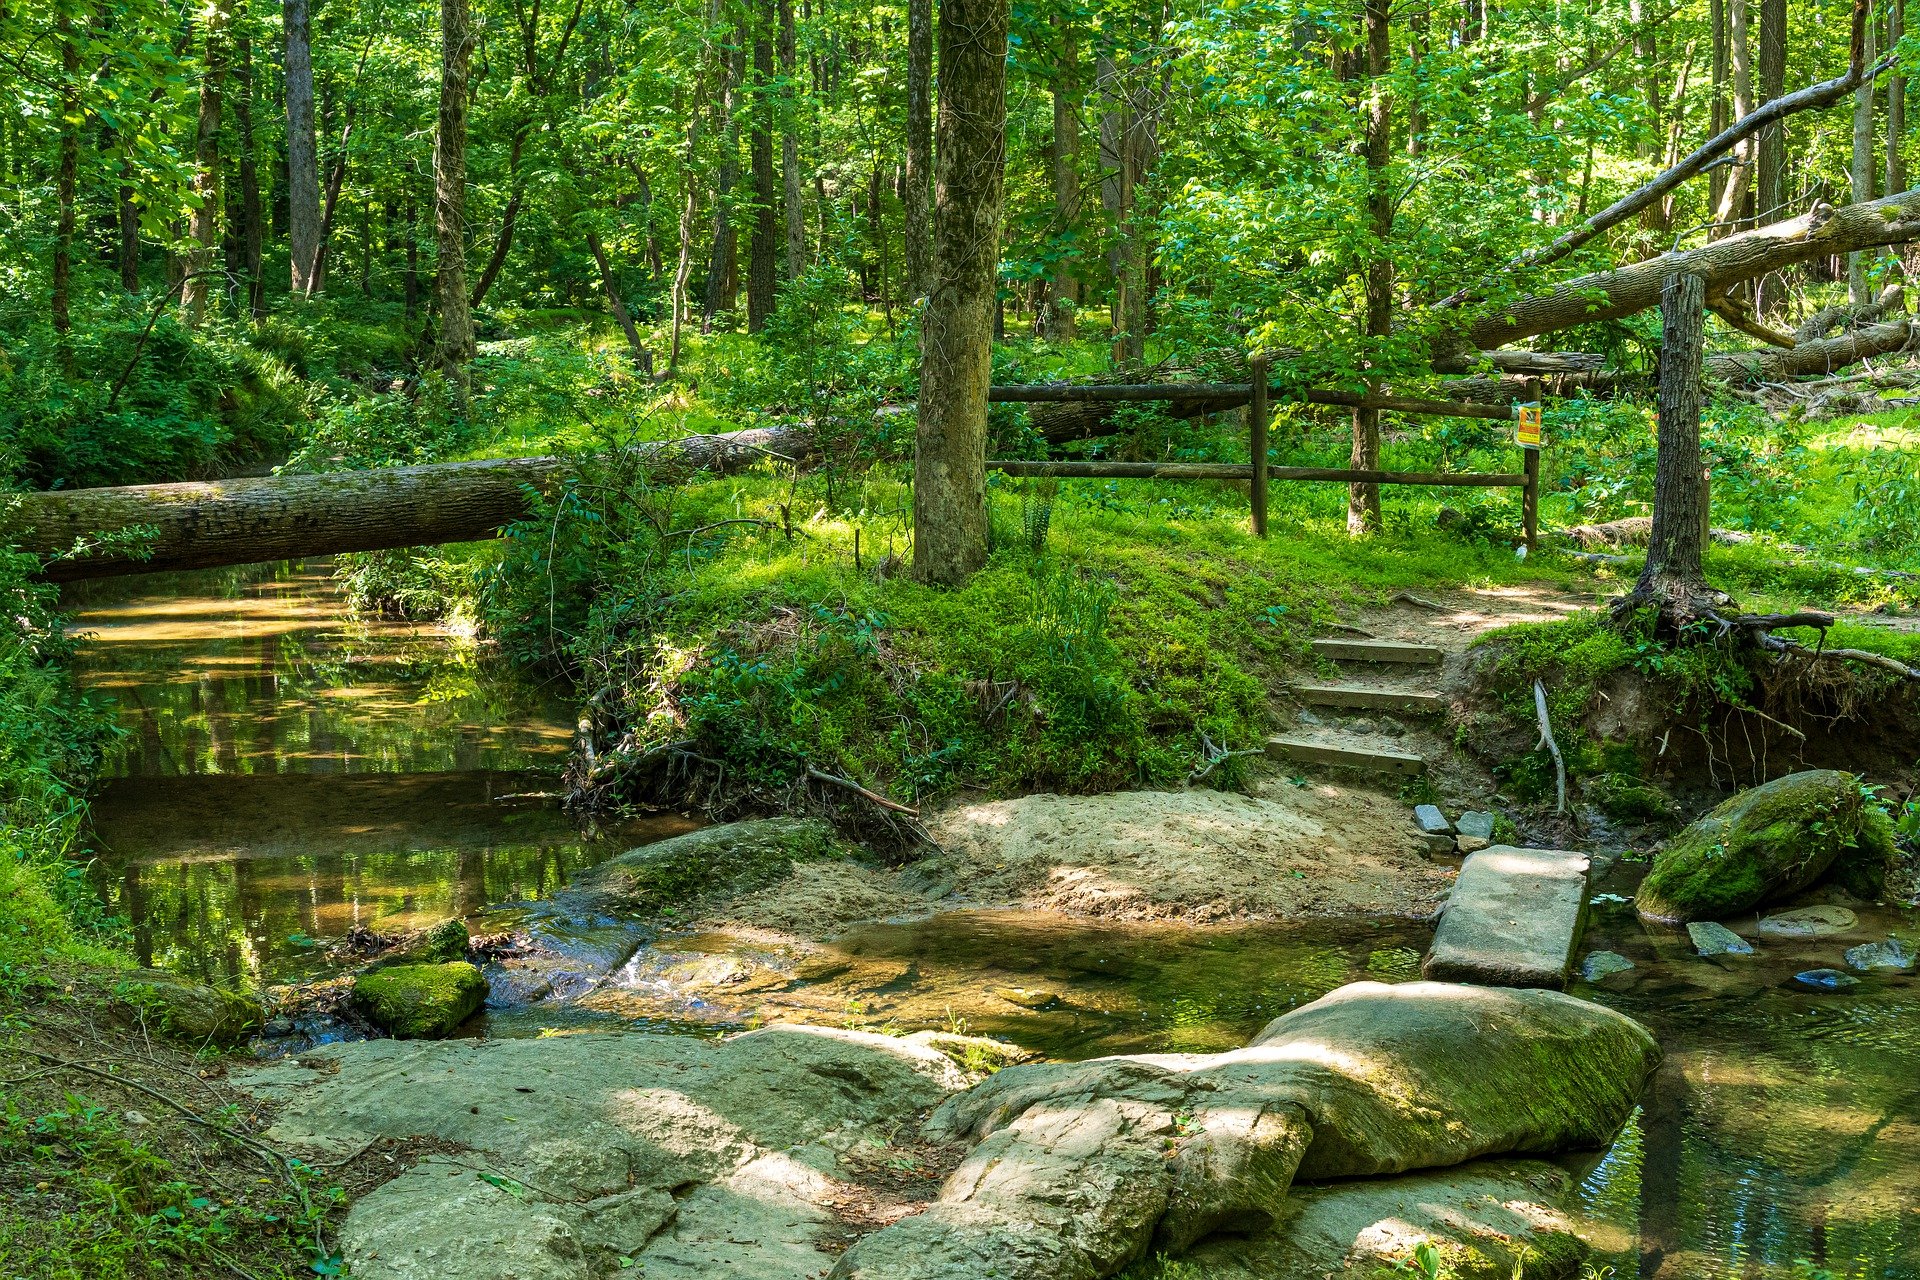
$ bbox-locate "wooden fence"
[985,366,1544,547]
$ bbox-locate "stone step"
[1422,846,1592,990]
[1296,683,1446,714]
[1312,638,1446,666]
[1265,735,1427,776]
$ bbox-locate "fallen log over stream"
[9,426,813,581]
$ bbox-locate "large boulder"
[1637,770,1894,923]
[831,982,1658,1280]
[351,962,488,1038]
[114,970,261,1047]
[565,818,843,919]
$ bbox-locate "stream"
[68,560,1920,1280]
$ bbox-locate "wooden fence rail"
[988,375,1543,547]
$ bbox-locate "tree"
[182,0,231,326]
[434,0,477,382]
[913,0,1007,586]
[1623,272,1713,625]
[1039,10,1080,339]
[747,0,778,331]
[902,0,933,299]
[52,2,80,358]
[1348,0,1391,536]
[284,0,321,296]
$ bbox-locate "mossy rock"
[571,818,844,921]
[1588,773,1675,824]
[116,970,262,1047]
[373,918,471,968]
[351,962,488,1038]
[1638,770,1887,922]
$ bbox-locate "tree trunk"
[586,229,655,374]
[1754,0,1788,311]
[1098,48,1132,363]
[1469,188,1920,348]
[309,102,356,297]
[183,0,231,327]
[404,189,420,321]
[1712,0,1752,229]
[7,427,818,582]
[912,0,1007,586]
[1850,12,1878,305]
[53,8,79,356]
[1349,0,1392,535]
[469,128,527,309]
[747,0,779,331]
[1631,272,1713,620]
[903,0,934,298]
[1038,14,1081,339]
[284,0,322,296]
[671,115,702,372]
[705,26,744,325]
[434,0,477,384]
[1889,0,1907,199]
[779,0,805,281]
[1708,0,1728,214]
[235,30,265,317]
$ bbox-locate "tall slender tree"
[183,0,232,326]
[1040,11,1080,339]
[902,0,933,299]
[1348,0,1392,534]
[434,0,477,381]
[747,0,779,331]
[284,0,321,295]
[913,0,1007,585]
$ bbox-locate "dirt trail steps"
[1268,638,1451,778]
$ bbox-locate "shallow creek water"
[68,562,1920,1280]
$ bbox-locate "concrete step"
[1296,683,1446,714]
[1312,638,1446,666]
[1265,735,1427,776]
[1422,845,1592,990]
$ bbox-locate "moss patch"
[1637,770,1883,922]
[113,970,262,1047]
[350,962,488,1038]
[572,818,846,924]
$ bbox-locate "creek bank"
[235,981,1655,1280]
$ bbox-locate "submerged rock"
[1580,950,1636,982]
[832,981,1658,1280]
[1755,905,1857,939]
[1686,922,1755,957]
[1638,770,1892,923]
[114,969,261,1046]
[1793,968,1861,992]
[1844,938,1915,971]
[351,962,487,1038]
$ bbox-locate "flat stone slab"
[1312,638,1445,665]
[1296,683,1447,714]
[1422,846,1591,990]
[1266,735,1427,776]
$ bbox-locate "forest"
[4,0,1920,1275]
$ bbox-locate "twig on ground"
[1187,730,1263,783]
[1533,681,1568,814]
[805,766,920,817]
[1391,591,1447,611]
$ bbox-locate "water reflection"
[68,561,689,985]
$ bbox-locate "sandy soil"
[703,779,1453,940]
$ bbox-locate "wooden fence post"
[1521,375,1542,550]
[1249,355,1270,538]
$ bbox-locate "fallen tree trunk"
[1470,189,1920,348]
[11,426,812,581]
[1708,317,1915,382]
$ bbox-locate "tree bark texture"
[1349,0,1392,535]
[1753,0,1789,311]
[912,0,1007,586]
[10,428,817,582]
[1889,0,1907,199]
[1713,0,1753,229]
[705,26,744,323]
[434,0,477,380]
[1468,188,1920,348]
[1708,0,1728,214]
[284,0,322,296]
[902,0,934,298]
[747,0,779,331]
[779,0,805,281]
[1041,14,1080,339]
[183,0,231,326]
[1638,272,1709,605]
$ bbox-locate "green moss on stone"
[351,961,487,1038]
[578,818,845,920]
[1589,774,1675,824]
[115,970,261,1047]
[1638,770,1876,922]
